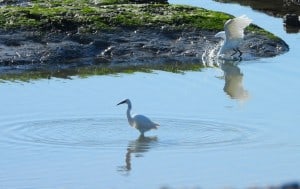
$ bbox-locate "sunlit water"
[1,1,300,189]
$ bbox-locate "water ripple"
[157,117,258,149]
[0,116,258,150]
[1,117,130,148]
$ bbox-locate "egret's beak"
[117,100,126,106]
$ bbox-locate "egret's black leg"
[231,49,238,56]
[238,56,242,62]
[237,48,243,57]
[140,132,145,137]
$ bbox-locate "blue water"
[0,1,300,189]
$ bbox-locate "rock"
[281,182,300,189]
[0,2,289,76]
[213,0,300,18]
[0,27,289,68]
[284,14,300,27]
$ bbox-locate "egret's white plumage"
[117,99,159,136]
[215,15,252,57]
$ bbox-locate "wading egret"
[117,99,159,136]
[215,15,252,58]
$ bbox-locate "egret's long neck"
[218,40,226,56]
[126,102,134,127]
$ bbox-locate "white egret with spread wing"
[215,15,252,58]
[117,99,159,136]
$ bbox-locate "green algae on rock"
[0,2,231,31]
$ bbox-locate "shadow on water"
[118,135,158,175]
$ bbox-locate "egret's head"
[117,99,130,106]
[215,31,226,40]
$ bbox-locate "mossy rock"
[0,0,289,80]
[0,1,232,31]
[0,0,277,38]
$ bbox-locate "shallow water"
[1,1,300,189]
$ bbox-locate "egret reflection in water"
[221,61,249,100]
[202,51,249,101]
[118,135,158,174]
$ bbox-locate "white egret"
[117,99,159,136]
[215,15,252,58]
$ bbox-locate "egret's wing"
[133,114,159,129]
[224,15,252,40]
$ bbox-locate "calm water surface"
[1,1,300,189]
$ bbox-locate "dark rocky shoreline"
[0,27,289,70]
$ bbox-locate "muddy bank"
[0,1,289,77]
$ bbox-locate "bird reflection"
[221,61,249,100]
[202,40,250,101]
[118,135,158,174]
